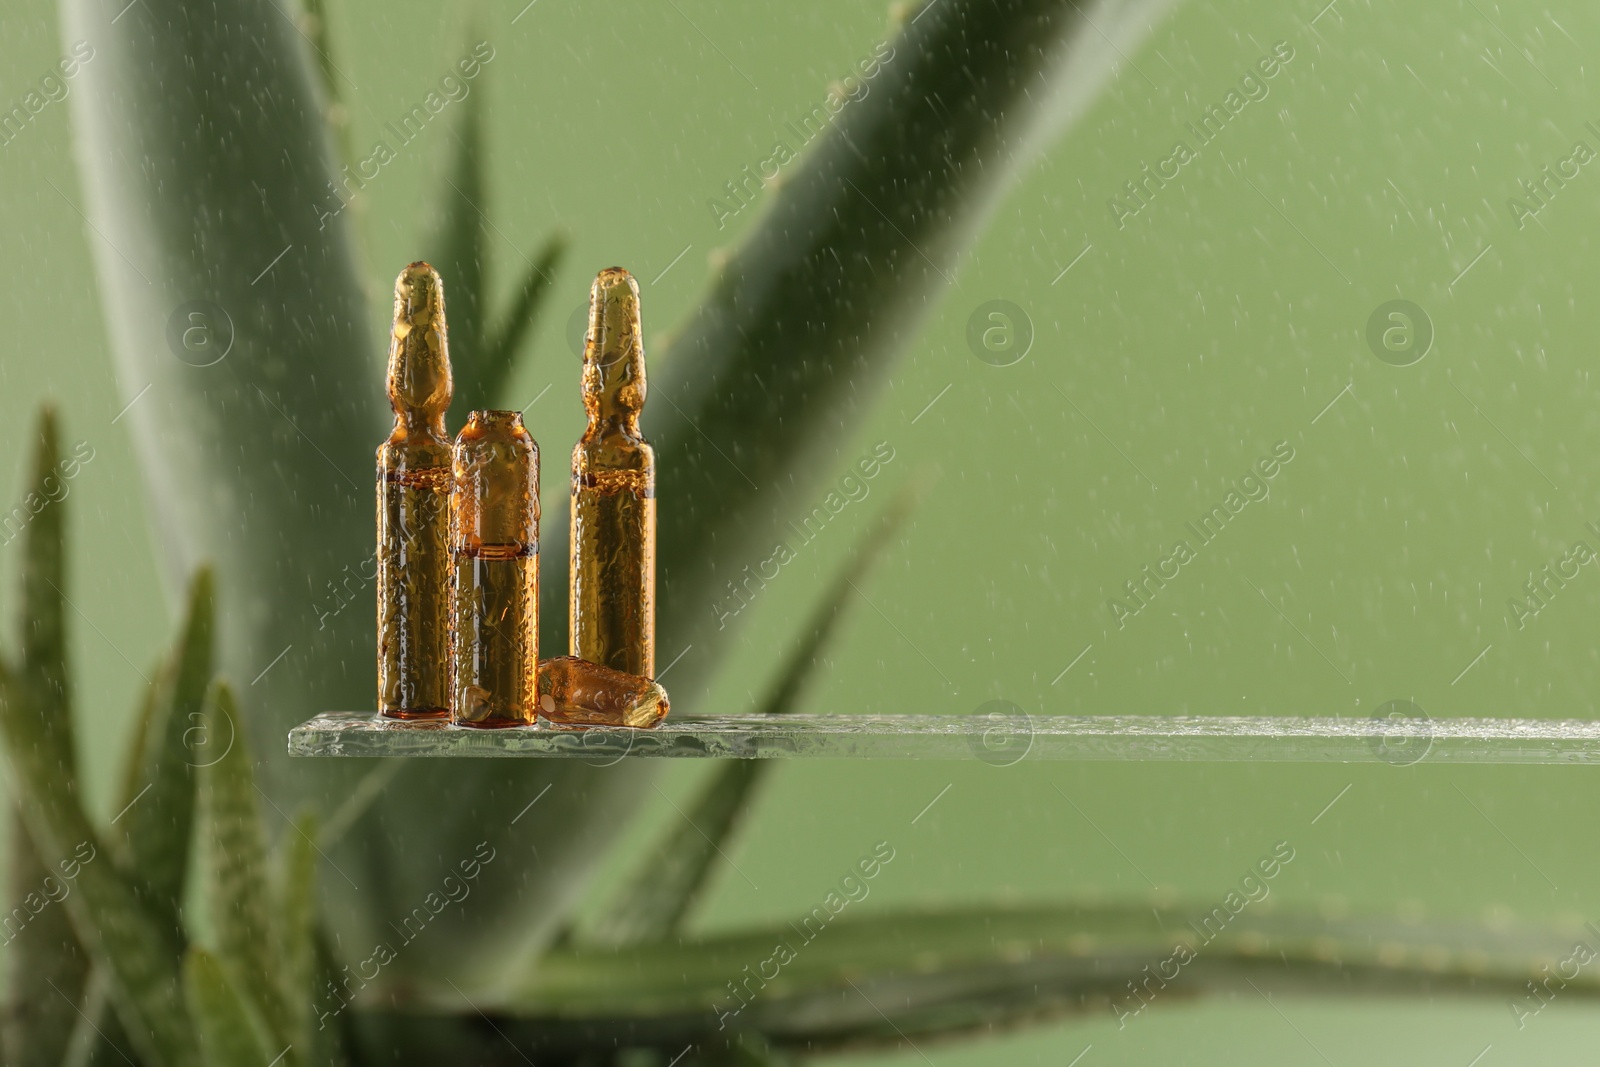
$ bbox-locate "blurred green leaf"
[65,0,653,984]
[198,681,290,1050]
[60,568,217,1065]
[275,811,319,1066]
[16,407,73,773]
[0,416,197,1067]
[116,567,213,936]
[593,481,923,946]
[298,0,355,175]
[59,966,126,1067]
[434,82,488,420]
[183,947,276,1067]
[501,901,1600,1051]
[431,75,567,419]
[2,408,87,1066]
[536,0,1177,718]
[476,232,565,407]
[67,0,1177,1013]
[3,811,89,1067]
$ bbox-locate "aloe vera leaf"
[63,0,662,984]
[2,811,89,1067]
[60,568,214,1065]
[429,79,566,418]
[58,966,132,1067]
[198,681,291,1049]
[0,659,196,1065]
[2,409,87,1065]
[275,810,318,1066]
[15,408,73,769]
[489,902,1600,1049]
[362,889,1596,1062]
[64,0,1175,989]
[183,947,276,1067]
[298,0,355,174]
[594,483,923,946]
[115,567,213,936]
[59,0,382,789]
[475,233,565,408]
[431,84,489,422]
[534,0,1181,714]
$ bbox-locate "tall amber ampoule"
[451,410,539,727]
[571,268,656,678]
[377,262,453,719]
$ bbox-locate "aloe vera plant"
[60,0,1187,985]
[7,422,1600,1063]
[6,0,1582,1062]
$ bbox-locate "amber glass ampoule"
[571,268,657,678]
[537,655,669,729]
[377,262,453,719]
[451,410,539,727]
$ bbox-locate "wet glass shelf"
[288,712,1600,764]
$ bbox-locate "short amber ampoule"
[571,268,657,678]
[377,262,453,719]
[451,410,539,727]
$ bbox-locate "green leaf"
[298,0,356,175]
[198,681,290,1049]
[502,901,1600,1051]
[68,0,1170,992]
[433,81,488,420]
[58,568,215,1065]
[430,72,567,419]
[475,232,566,408]
[1,408,88,1066]
[64,0,651,987]
[16,407,74,773]
[2,809,89,1067]
[59,966,121,1067]
[116,567,213,936]
[62,0,394,958]
[183,947,276,1067]
[275,811,318,1066]
[536,0,1177,717]
[0,478,197,1064]
[593,481,924,946]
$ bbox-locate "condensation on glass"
[377,262,453,719]
[537,655,669,729]
[570,268,657,679]
[450,409,539,727]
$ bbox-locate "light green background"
[5,0,1600,1061]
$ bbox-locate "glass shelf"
[288,711,1600,764]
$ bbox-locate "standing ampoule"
[377,262,453,719]
[451,410,539,727]
[571,268,657,678]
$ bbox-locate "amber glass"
[571,268,657,678]
[450,410,539,727]
[537,656,669,729]
[377,262,453,719]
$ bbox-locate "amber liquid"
[452,544,538,727]
[570,468,656,678]
[377,465,450,717]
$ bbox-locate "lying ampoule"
[377,262,453,719]
[571,268,657,679]
[450,410,539,727]
[537,655,669,729]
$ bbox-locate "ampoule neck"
[391,409,450,445]
[584,407,642,441]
